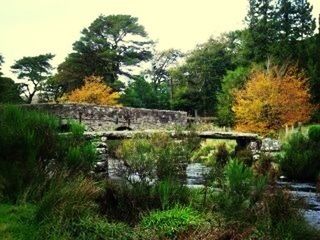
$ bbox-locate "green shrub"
[215,143,229,166]
[140,207,204,239]
[280,131,320,181]
[116,133,198,183]
[214,159,267,220]
[73,216,133,240]
[116,136,156,185]
[0,105,97,202]
[34,173,102,239]
[0,105,58,202]
[308,125,320,142]
[153,180,190,210]
[236,149,253,166]
[191,144,215,163]
[35,173,101,224]
[99,181,157,223]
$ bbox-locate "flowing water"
[277,181,320,229]
[108,160,320,229]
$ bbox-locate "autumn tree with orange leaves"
[61,75,121,106]
[233,65,313,135]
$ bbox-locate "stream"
[108,161,320,229]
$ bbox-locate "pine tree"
[294,0,316,40]
[245,0,276,62]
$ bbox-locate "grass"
[0,204,37,240]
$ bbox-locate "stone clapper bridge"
[22,104,259,174]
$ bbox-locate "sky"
[1,0,320,79]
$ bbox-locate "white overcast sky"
[1,0,320,79]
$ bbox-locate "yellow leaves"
[233,66,313,135]
[61,75,121,106]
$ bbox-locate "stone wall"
[22,104,188,131]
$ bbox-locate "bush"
[73,216,133,240]
[236,149,253,166]
[153,180,190,210]
[215,143,229,166]
[116,133,199,183]
[116,136,156,185]
[35,173,102,238]
[280,130,320,181]
[35,173,101,224]
[0,105,97,202]
[214,159,267,220]
[308,125,320,142]
[140,207,204,239]
[0,105,58,202]
[99,181,158,223]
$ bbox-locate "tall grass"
[0,105,96,202]
[0,105,58,202]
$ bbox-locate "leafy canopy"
[233,65,313,134]
[61,75,121,106]
[11,53,54,103]
[56,14,153,92]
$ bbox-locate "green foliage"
[245,0,276,62]
[216,66,250,126]
[11,53,54,103]
[153,180,190,210]
[0,204,38,240]
[308,125,320,142]
[0,55,23,103]
[0,105,58,202]
[35,174,100,223]
[99,181,158,223]
[74,216,133,240]
[0,54,3,76]
[140,207,204,239]
[56,15,152,92]
[280,128,320,181]
[0,77,23,103]
[215,143,230,166]
[170,37,234,115]
[0,105,96,202]
[117,133,199,183]
[120,76,170,109]
[214,159,267,220]
[116,136,156,184]
[34,174,103,239]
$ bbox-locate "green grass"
[0,204,37,240]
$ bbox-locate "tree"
[38,75,64,103]
[170,37,233,115]
[147,49,183,108]
[216,66,250,126]
[61,75,121,106]
[273,0,298,59]
[0,54,22,103]
[245,0,276,62]
[120,76,170,109]
[0,54,4,76]
[0,77,23,104]
[273,0,316,60]
[56,15,153,92]
[11,54,54,103]
[233,65,313,134]
[293,0,316,40]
